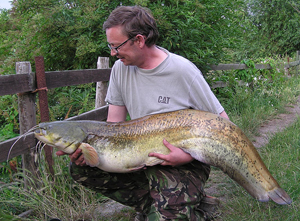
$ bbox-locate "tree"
[244,0,300,57]
[1,0,244,73]
[0,9,16,75]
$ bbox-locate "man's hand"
[56,149,86,166]
[148,139,194,167]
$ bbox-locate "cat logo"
[158,96,170,104]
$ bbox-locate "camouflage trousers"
[70,161,211,221]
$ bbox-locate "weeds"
[0,155,106,220]
[210,59,300,139]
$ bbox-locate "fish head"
[34,121,87,154]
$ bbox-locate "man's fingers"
[56,148,87,166]
[149,152,167,160]
[56,150,66,156]
[163,139,176,151]
[70,148,83,162]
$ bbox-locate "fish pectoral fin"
[78,143,100,167]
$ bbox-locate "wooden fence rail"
[210,60,300,71]
[0,69,111,96]
[1,54,300,166]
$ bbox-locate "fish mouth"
[34,128,76,152]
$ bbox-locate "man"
[58,5,229,221]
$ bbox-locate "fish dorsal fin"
[78,143,100,167]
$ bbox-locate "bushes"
[0,95,19,142]
[0,0,243,73]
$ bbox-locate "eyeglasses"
[108,36,134,54]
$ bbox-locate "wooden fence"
[1,53,300,176]
[0,57,112,177]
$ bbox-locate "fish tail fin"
[78,143,100,167]
[268,187,292,205]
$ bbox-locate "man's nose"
[110,49,118,56]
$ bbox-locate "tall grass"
[0,155,106,220]
[215,72,300,139]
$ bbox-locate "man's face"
[106,26,139,66]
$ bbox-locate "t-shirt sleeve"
[188,74,224,114]
[105,64,125,106]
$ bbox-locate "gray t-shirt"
[105,47,224,120]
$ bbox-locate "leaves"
[241,0,300,58]
[0,0,245,73]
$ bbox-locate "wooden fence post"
[34,56,54,177]
[95,57,109,108]
[16,61,38,186]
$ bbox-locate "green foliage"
[0,9,16,75]
[234,58,282,85]
[239,0,300,58]
[1,0,299,71]
[47,83,96,121]
[0,95,19,141]
[0,0,244,74]
[206,58,285,95]
[212,70,300,138]
[148,0,244,70]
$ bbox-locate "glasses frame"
[108,36,135,54]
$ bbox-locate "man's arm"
[219,110,229,120]
[106,104,128,122]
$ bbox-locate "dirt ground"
[95,97,300,220]
[252,96,300,148]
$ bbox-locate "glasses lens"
[108,36,134,53]
[108,44,118,53]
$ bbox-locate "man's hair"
[103,6,159,47]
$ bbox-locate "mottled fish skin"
[34,109,292,205]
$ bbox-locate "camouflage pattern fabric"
[70,161,211,221]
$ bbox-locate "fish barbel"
[34,109,292,205]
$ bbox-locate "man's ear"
[136,34,146,47]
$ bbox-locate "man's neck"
[138,46,168,69]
